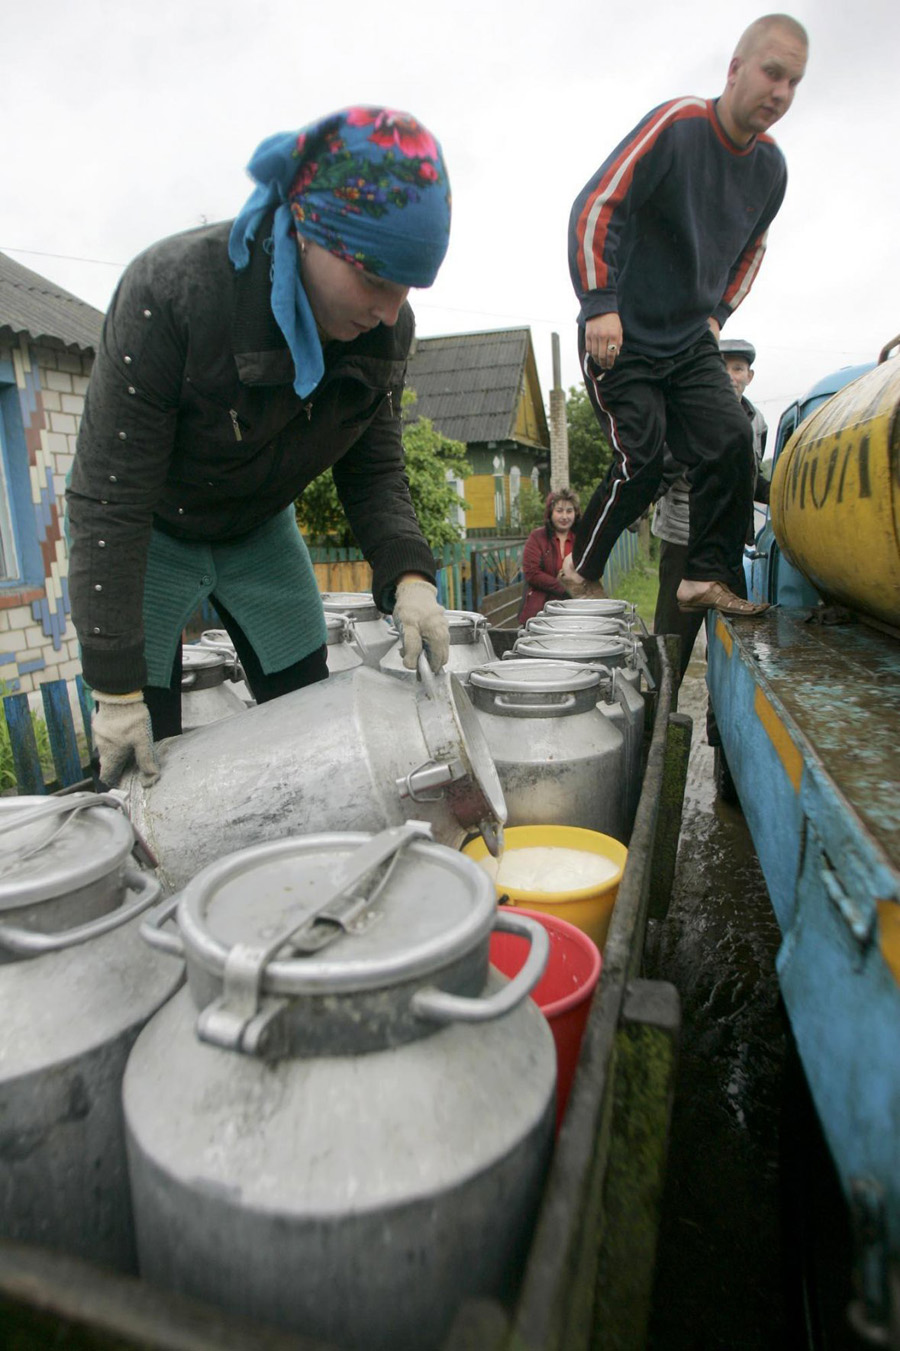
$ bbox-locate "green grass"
[607,537,660,628]
[0,681,64,792]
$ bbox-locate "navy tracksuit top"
[569,97,787,357]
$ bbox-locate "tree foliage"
[296,390,471,549]
[566,384,612,505]
[516,480,547,534]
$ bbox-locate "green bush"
[296,389,471,549]
[516,481,547,534]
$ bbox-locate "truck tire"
[780,1037,862,1351]
[714,745,740,807]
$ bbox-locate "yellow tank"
[770,354,900,627]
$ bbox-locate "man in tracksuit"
[564,14,807,618]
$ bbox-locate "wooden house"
[0,252,103,692]
[405,328,550,537]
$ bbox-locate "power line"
[0,244,881,363]
[0,245,126,268]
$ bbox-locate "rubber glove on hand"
[92,691,160,787]
[393,578,450,673]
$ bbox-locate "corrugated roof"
[406,327,541,445]
[0,251,104,353]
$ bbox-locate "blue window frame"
[0,358,44,591]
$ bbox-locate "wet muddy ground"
[644,637,791,1350]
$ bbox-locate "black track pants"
[574,329,755,583]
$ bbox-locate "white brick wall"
[0,342,91,696]
[49,411,77,436]
[44,369,73,393]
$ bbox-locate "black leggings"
[143,595,328,740]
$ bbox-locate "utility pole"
[549,332,570,489]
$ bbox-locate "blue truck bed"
[706,606,900,1272]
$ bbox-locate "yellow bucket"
[462,825,627,950]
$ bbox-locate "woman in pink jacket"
[519,488,581,623]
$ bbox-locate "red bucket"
[490,908,601,1132]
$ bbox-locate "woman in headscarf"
[519,488,581,623]
[67,107,453,786]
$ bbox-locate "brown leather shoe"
[677,581,769,617]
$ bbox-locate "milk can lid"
[181,646,227,673]
[198,630,235,651]
[417,669,507,849]
[513,633,628,660]
[545,598,629,616]
[526,614,626,635]
[470,658,601,695]
[0,795,135,909]
[175,825,497,995]
[320,592,381,621]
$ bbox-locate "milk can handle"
[493,692,577,713]
[345,614,374,661]
[410,911,549,1024]
[416,650,437,696]
[0,866,161,956]
[139,894,185,957]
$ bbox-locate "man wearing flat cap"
[652,338,769,686]
[564,14,807,619]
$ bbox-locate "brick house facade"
[0,253,103,692]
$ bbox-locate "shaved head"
[735,14,808,61]
[717,14,808,145]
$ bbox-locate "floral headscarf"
[229,107,451,397]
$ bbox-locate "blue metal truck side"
[707,353,900,1344]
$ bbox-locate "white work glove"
[92,691,160,787]
[393,579,450,673]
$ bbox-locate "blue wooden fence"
[309,530,641,611]
[604,527,640,595]
[2,675,94,796]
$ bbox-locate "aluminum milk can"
[197,630,254,706]
[324,611,364,673]
[0,794,182,1272]
[379,609,495,683]
[468,659,627,839]
[120,657,507,894]
[125,823,555,1350]
[181,645,247,731]
[509,630,632,670]
[596,666,645,838]
[320,591,395,666]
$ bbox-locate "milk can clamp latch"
[195,820,434,1057]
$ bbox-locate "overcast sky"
[3,0,898,438]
